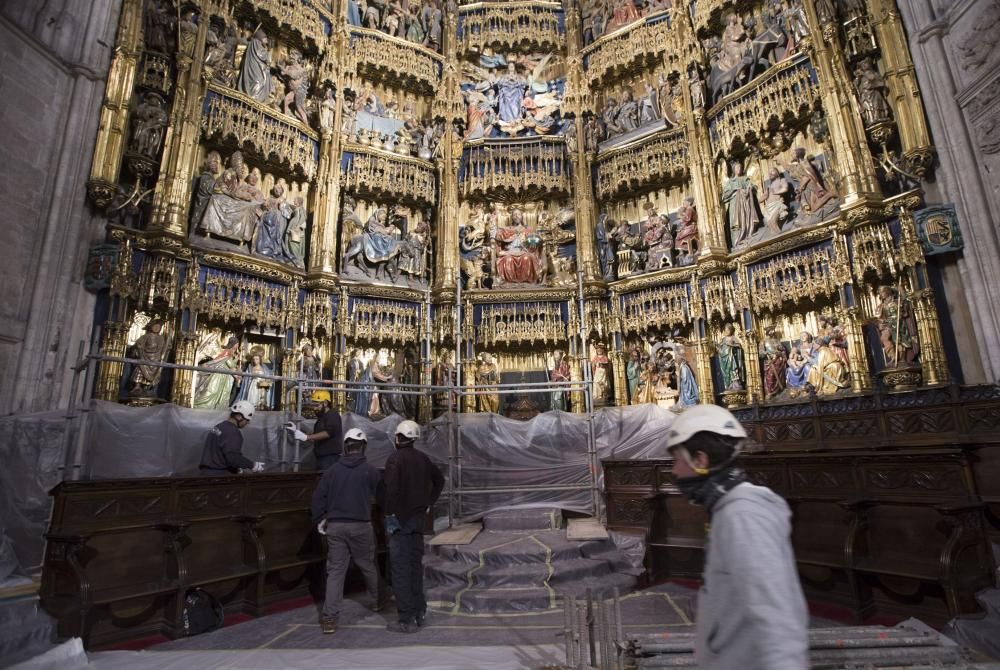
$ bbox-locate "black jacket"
[313,410,343,457]
[311,453,383,523]
[199,420,253,473]
[383,444,444,524]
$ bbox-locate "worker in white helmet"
[198,400,264,475]
[383,420,443,633]
[665,404,807,670]
[311,427,385,635]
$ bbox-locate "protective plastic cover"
[0,401,675,570]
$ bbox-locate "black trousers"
[388,514,426,623]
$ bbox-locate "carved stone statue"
[190,151,222,229]
[854,58,892,126]
[785,331,817,393]
[237,29,273,102]
[129,318,169,396]
[341,207,402,281]
[549,350,570,411]
[193,336,241,409]
[616,89,640,133]
[674,197,699,263]
[492,208,544,286]
[496,62,527,124]
[592,344,612,405]
[786,148,837,215]
[761,167,791,234]
[256,184,294,260]
[874,285,920,367]
[298,341,321,380]
[198,151,264,246]
[721,162,762,248]
[143,0,174,53]
[761,332,787,399]
[398,215,431,280]
[236,346,275,410]
[477,352,500,413]
[129,93,168,158]
[280,49,312,125]
[719,14,749,72]
[676,346,700,407]
[595,214,616,280]
[688,66,706,110]
[807,336,850,395]
[717,323,747,391]
[284,196,308,268]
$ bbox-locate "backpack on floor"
[182,588,224,636]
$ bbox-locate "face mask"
[675,468,747,513]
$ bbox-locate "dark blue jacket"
[310,453,383,523]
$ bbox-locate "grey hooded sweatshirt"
[695,482,809,670]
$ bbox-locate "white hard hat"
[344,428,367,442]
[665,404,747,451]
[395,419,421,440]
[231,400,255,420]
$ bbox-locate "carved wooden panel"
[887,410,956,435]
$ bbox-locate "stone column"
[839,307,873,393]
[804,0,882,203]
[611,349,628,407]
[147,7,211,237]
[86,0,143,208]
[170,332,198,406]
[95,322,128,401]
[563,5,600,284]
[742,329,764,404]
[867,0,933,174]
[910,288,949,386]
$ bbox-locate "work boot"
[388,619,418,633]
[320,616,337,635]
[373,594,390,613]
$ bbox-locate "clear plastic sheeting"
[0,401,676,570]
[0,410,68,573]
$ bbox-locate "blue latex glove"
[385,514,401,535]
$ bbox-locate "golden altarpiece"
[84,0,954,419]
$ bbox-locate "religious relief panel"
[594,70,684,151]
[346,0,445,53]
[190,330,287,412]
[462,53,567,139]
[600,191,699,279]
[720,145,839,251]
[700,0,809,105]
[756,314,852,401]
[189,149,311,269]
[581,0,672,46]
[623,337,699,409]
[459,201,576,290]
[202,20,328,133]
[344,346,421,419]
[343,83,443,159]
[339,196,433,288]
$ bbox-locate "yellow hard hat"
[312,390,332,403]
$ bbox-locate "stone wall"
[0,0,118,414]
[898,0,1000,383]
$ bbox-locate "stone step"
[424,555,615,590]
[481,508,562,531]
